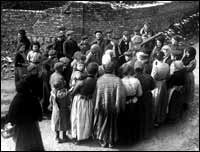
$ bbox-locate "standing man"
[105,29,113,46]
[63,30,80,61]
[91,30,107,64]
[47,31,66,60]
[16,29,31,55]
[118,31,130,66]
[78,35,90,55]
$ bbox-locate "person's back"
[97,73,122,110]
[6,80,44,151]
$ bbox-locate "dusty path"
[1,43,199,151]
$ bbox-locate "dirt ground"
[1,42,199,151]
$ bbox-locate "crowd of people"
[2,15,198,150]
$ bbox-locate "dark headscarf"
[182,47,196,65]
[18,29,26,37]
[86,62,99,76]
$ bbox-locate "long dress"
[70,75,97,141]
[49,72,71,132]
[50,89,71,131]
[93,74,126,145]
[6,82,44,151]
[184,59,196,104]
[118,76,143,143]
[166,69,186,122]
[135,73,155,140]
[151,60,170,125]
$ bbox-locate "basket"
[1,123,16,139]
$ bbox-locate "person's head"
[86,62,99,76]
[134,25,140,35]
[27,63,38,76]
[73,51,83,61]
[54,62,64,73]
[105,29,113,40]
[104,61,115,74]
[32,41,40,52]
[144,22,150,30]
[90,44,101,55]
[57,31,65,41]
[76,61,85,72]
[17,29,26,40]
[124,51,133,62]
[171,35,180,45]
[155,51,165,62]
[81,35,89,44]
[122,31,129,41]
[122,64,134,77]
[102,53,112,66]
[66,30,74,40]
[184,47,196,59]
[48,49,56,59]
[134,60,144,74]
[95,31,103,40]
[161,45,171,57]
[59,57,70,70]
[156,36,165,47]
[167,28,175,36]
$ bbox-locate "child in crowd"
[27,41,42,65]
[69,54,87,93]
[49,62,71,143]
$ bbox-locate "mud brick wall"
[1,1,199,52]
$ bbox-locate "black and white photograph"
[1,1,199,151]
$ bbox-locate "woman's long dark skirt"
[137,92,154,140]
[13,122,44,151]
[167,87,185,122]
[117,102,139,144]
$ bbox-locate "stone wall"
[1,1,199,52]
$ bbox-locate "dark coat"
[14,52,27,85]
[134,73,155,140]
[16,37,31,55]
[118,39,130,66]
[7,92,42,125]
[47,37,66,59]
[63,39,80,60]
[25,74,43,101]
[6,82,44,151]
[78,42,91,55]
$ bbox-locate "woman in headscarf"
[166,60,186,122]
[118,64,143,144]
[93,61,126,148]
[85,44,101,65]
[70,62,99,144]
[181,47,196,106]
[6,79,44,151]
[151,51,170,126]
[134,60,155,140]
